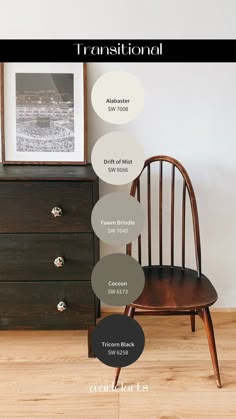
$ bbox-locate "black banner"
[0,40,236,62]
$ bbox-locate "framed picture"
[0,62,87,164]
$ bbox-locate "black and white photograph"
[1,63,87,164]
[16,73,75,153]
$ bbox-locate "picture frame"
[0,62,87,165]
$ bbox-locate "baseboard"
[211,307,236,312]
[101,306,124,313]
[101,306,236,314]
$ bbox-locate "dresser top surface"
[0,164,98,181]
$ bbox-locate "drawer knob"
[54,256,65,268]
[57,301,67,312]
[51,207,63,217]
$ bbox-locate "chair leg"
[113,305,135,389]
[113,367,121,389]
[190,311,195,332]
[199,307,222,388]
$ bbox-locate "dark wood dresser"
[0,164,99,356]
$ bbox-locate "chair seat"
[131,265,218,310]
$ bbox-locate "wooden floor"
[0,312,236,418]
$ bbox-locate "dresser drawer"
[0,281,95,329]
[0,233,94,282]
[0,181,93,233]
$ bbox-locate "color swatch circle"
[91,132,144,185]
[91,253,145,306]
[91,71,144,124]
[91,192,145,246]
[92,314,145,367]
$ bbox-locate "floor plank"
[0,312,235,418]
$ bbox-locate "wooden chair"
[114,155,221,389]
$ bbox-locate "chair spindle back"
[126,156,202,276]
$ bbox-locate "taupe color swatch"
[91,253,145,306]
[91,192,145,245]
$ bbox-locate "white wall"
[88,62,236,307]
[0,0,236,39]
[0,1,236,306]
